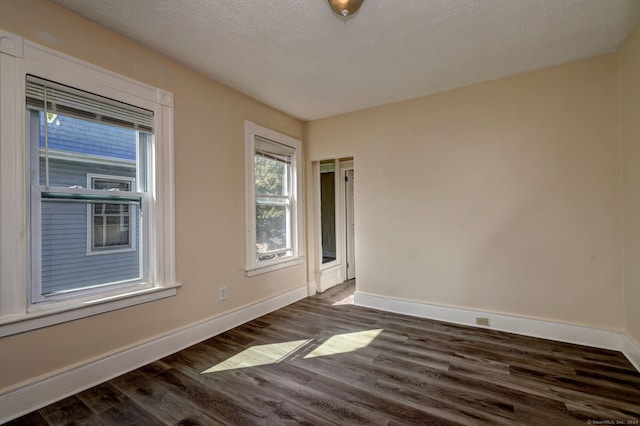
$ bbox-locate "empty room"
[1,0,640,424]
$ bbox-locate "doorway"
[315,158,355,292]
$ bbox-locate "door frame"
[344,167,355,280]
[314,158,354,293]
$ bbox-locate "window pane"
[92,179,131,191]
[93,215,105,247]
[103,203,123,215]
[256,204,289,259]
[255,154,287,196]
[93,203,132,249]
[105,216,128,246]
[321,171,337,264]
[41,200,140,295]
[38,112,139,188]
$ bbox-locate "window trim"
[244,121,304,276]
[0,29,179,337]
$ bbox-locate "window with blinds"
[254,136,295,263]
[245,121,302,275]
[27,75,152,302]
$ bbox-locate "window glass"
[38,113,138,188]
[256,202,289,261]
[255,153,287,196]
[254,151,292,262]
[29,85,150,300]
[320,168,337,264]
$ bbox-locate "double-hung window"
[245,121,303,275]
[27,76,150,302]
[0,31,178,336]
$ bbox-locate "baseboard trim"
[0,284,308,424]
[354,292,623,351]
[622,334,640,372]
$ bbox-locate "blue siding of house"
[42,113,137,160]
[39,158,136,188]
[41,201,140,294]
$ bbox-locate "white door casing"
[345,169,355,280]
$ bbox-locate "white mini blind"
[255,136,295,164]
[26,75,154,133]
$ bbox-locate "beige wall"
[620,23,640,347]
[307,54,623,330]
[0,0,305,392]
[1,0,636,397]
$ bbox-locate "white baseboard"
[622,334,640,372]
[0,285,308,424]
[354,292,624,351]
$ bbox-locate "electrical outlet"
[475,317,490,326]
[219,286,228,301]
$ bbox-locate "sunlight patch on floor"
[304,329,383,359]
[201,328,383,373]
[331,294,354,305]
[201,339,311,373]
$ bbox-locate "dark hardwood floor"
[8,279,640,425]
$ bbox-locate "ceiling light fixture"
[328,0,363,17]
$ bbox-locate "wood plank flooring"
[8,280,640,425]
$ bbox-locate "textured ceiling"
[52,0,640,121]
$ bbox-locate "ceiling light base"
[328,0,363,18]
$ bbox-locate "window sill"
[0,283,181,338]
[245,257,305,277]
[85,246,137,256]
